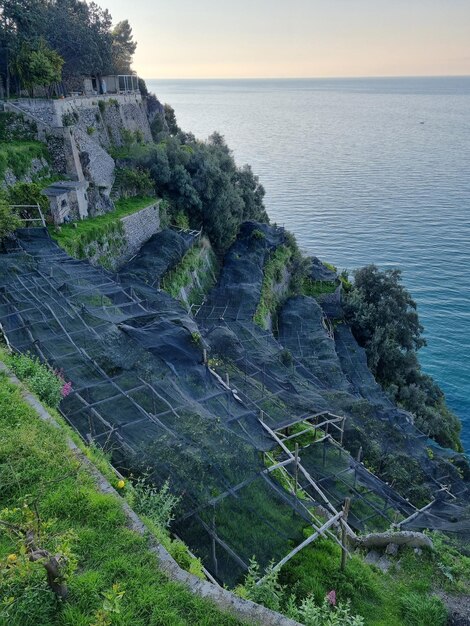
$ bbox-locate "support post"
[357,446,362,463]
[341,497,351,572]
[203,348,208,365]
[340,417,345,446]
[294,443,299,499]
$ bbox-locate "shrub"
[237,558,284,612]
[113,167,154,198]
[280,348,293,367]
[287,596,365,626]
[8,352,67,408]
[251,229,265,240]
[0,198,21,240]
[131,477,180,529]
[7,181,49,212]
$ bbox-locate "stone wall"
[120,203,161,261]
[82,201,161,270]
[1,156,50,188]
[0,111,38,141]
[6,94,152,146]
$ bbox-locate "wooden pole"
[356,446,362,463]
[256,511,343,584]
[294,443,299,499]
[341,497,351,572]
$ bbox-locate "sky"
[102,0,470,79]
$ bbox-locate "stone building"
[42,180,89,225]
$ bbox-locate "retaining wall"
[81,201,161,270]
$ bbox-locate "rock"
[413,547,423,556]
[385,543,399,556]
[364,550,392,573]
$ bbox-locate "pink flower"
[326,590,336,606]
[61,381,72,398]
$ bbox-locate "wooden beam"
[256,511,343,584]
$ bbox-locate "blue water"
[147,77,470,452]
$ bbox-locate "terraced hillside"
[0,224,469,590]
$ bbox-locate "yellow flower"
[117,479,125,489]
[7,554,17,563]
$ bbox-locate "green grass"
[0,141,49,180]
[109,142,154,160]
[278,533,469,626]
[50,196,156,261]
[253,245,293,329]
[301,277,338,298]
[0,365,245,626]
[162,239,218,308]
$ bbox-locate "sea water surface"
[147,77,470,452]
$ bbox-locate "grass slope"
[0,368,245,626]
[0,141,48,180]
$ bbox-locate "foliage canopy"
[344,265,462,450]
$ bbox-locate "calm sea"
[147,77,470,452]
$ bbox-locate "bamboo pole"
[256,511,343,584]
[341,498,351,572]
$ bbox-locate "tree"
[344,265,462,450]
[0,196,21,242]
[0,0,47,96]
[164,104,179,135]
[13,38,63,96]
[112,19,136,73]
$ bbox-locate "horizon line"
[142,73,470,81]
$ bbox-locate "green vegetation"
[0,355,244,626]
[0,141,48,181]
[7,351,68,408]
[1,1,137,97]
[344,265,463,450]
[129,131,268,253]
[0,196,20,241]
[301,277,338,298]
[50,196,156,262]
[162,239,218,307]
[6,181,51,212]
[236,530,469,626]
[0,113,37,142]
[12,38,63,97]
[254,245,293,328]
[112,167,154,198]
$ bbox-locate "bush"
[237,558,284,612]
[131,477,180,529]
[113,167,154,198]
[287,596,365,626]
[8,352,67,408]
[7,181,49,212]
[0,198,21,240]
[251,229,265,240]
